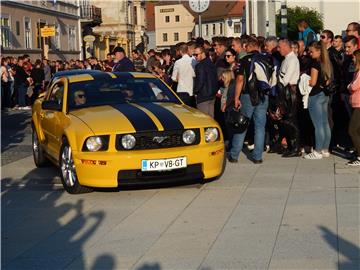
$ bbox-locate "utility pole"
[280,0,287,38]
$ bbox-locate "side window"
[148,82,169,101]
[48,82,64,105]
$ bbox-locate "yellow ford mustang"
[32,71,225,194]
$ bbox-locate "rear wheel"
[32,127,49,167]
[60,139,93,194]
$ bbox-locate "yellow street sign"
[41,26,55,37]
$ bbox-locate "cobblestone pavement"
[1,111,32,165]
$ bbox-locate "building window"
[24,17,32,49]
[175,15,180,22]
[16,21,20,35]
[134,6,138,25]
[0,15,11,48]
[212,24,216,35]
[234,22,241,33]
[163,33,168,42]
[37,21,46,49]
[53,23,61,50]
[187,32,192,41]
[220,23,223,35]
[68,26,76,51]
[174,32,179,41]
[206,24,209,36]
[165,16,170,23]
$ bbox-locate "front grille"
[116,129,200,150]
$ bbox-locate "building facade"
[191,1,246,40]
[1,0,81,61]
[245,0,276,37]
[150,1,247,50]
[91,0,146,60]
[155,4,195,50]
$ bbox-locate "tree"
[276,6,324,40]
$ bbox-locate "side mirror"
[177,92,192,106]
[42,100,62,111]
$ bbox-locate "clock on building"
[189,0,210,13]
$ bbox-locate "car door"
[40,81,64,159]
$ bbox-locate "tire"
[59,138,93,194]
[32,127,49,167]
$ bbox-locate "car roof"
[53,69,102,78]
[65,71,157,84]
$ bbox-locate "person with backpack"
[277,39,301,157]
[229,37,273,164]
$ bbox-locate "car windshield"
[67,77,180,110]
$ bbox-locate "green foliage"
[276,6,324,40]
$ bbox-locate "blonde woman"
[304,41,333,159]
[220,69,235,112]
[347,49,360,166]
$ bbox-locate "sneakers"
[346,157,360,166]
[321,150,331,158]
[304,151,323,160]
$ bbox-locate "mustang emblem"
[153,136,169,144]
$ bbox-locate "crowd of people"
[1,20,360,166]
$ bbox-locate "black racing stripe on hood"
[138,103,184,130]
[111,103,158,132]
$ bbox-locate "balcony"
[80,4,102,26]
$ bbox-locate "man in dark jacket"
[112,46,135,72]
[193,45,218,118]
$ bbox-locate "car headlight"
[182,130,196,144]
[205,127,219,143]
[121,134,136,149]
[86,136,104,152]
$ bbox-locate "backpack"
[247,53,277,106]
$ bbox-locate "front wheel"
[59,139,93,194]
[32,127,49,167]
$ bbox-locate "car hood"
[69,103,218,134]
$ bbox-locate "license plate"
[141,157,187,172]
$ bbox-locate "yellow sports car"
[32,71,225,194]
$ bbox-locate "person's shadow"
[319,226,360,270]
[1,167,115,269]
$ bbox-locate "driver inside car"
[74,90,87,106]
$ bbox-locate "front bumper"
[72,142,225,188]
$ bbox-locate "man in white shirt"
[171,43,195,106]
[278,39,301,157]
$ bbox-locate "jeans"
[349,108,360,154]
[230,94,269,161]
[17,84,27,107]
[308,92,331,151]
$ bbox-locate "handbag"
[323,82,338,96]
[225,107,250,134]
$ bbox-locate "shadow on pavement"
[136,262,162,270]
[1,111,31,153]
[319,225,360,270]
[1,166,115,269]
